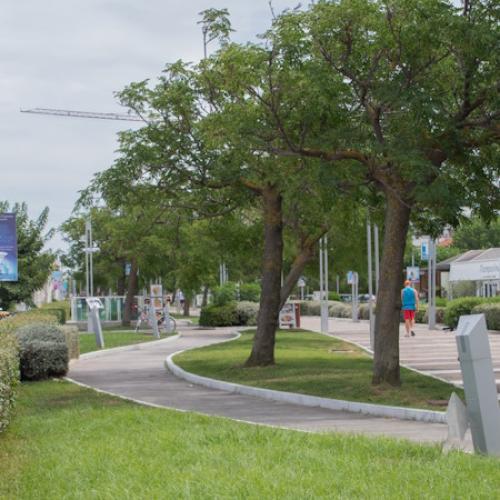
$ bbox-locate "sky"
[0,0,297,251]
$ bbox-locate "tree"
[453,216,500,250]
[0,202,54,310]
[219,0,499,384]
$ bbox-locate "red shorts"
[403,309,415,321]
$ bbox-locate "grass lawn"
[171,313,200,325]
[1,380,499,499]
[175,330,465,411]
[79,330,175,354]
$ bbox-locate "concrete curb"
[165,333,446,424]
[77,334,180,360]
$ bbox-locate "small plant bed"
[175,330,464,411]
[79,330,175,354]
[1,380,499,498]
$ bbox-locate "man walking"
[401,280,419,337]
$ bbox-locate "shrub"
[60,325,80,359]
[0,310,57,336]
[358,303,371,320]
[471,303,500,331]
[15,323,69,381]
[299,301,321,316]
[200,303,239,327]
[239,283,261,303]
[329,302,352,318]
[41,301,70,323]
[435,297,448,308]
[236,301,259,326]
[328,292,341,302]
[444,297,489,328]
[38,307,66,324]
[0,332,19,433]
[212,282,238,306]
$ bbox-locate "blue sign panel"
[0,213,18,281]
[420,241,429,261]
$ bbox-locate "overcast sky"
[1,0,297,250]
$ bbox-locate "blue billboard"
[0,213,18,282]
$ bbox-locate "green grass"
[175,330,465,411]
[171,313,200,325]
[79,330,175,354]
[1,380,499,499]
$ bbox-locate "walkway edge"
[165,335,447,424]
[77,334,181,360]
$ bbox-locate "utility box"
[455,314,500,456]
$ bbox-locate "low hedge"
[200,303,239,327]
[444,296,500,328]
[15,323,69,381]
[0,331,19,433]
[60,325,80,359]
[200,302,260,327]
[471,303,500,331]
[40,301,70,324]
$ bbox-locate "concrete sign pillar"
[456,314,500,456]
[86,298,105,349]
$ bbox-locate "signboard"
[150,284,163,309]
[0,213,18,282]
[297,277,306,288]
[420,241,429,261]
[279,303,298,329]
[450,261,500,282]
[347,271,354,285]
[406,266,420,283]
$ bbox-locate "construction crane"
[20,107,143,122]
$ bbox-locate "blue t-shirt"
[402,287,416,310]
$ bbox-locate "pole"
[374,224,380,296]
[322,235,329,333]
[367,219,374,349]
[336,275,340,294]
[89,219,94,297]
[428,238,437,330]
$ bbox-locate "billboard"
[406,266,420,283]
[0,213,18,282]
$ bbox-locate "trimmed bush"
[60,325,80,359]
[0,331,19,433]
[444,297,490,328]
[328,301,352,318]
[358,303,371,320]
[299,301,321,316]
[471,303,500,331]
[15,323,69,381]
[41,300,70,323]
[239,283,261,303]
[328,292,341,302]
[200,303,239,327]
[212,282,238,306]
[236,301,259,326]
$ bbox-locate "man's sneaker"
[411,330,416,337]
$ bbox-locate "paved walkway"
[301,316,500,393]
[68,327,449,445]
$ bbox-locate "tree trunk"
[117,263,126,296]
[279,243,319,309]
[245,187,283,367]
[183,297,190,317]
[122,260,138,327]
[372,193,411,386]
[202,285,209,307]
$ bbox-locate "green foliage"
[59,325,80,359]
[0,202,54,311]
[213,282,238,306]
[471,303,500,331]
[239,283,260,303]
[443,297,500,328]
[328,292,341,302]
[15,323,69,381]
[0,310,58,336]
[40,301,70,324]
[298,301,321,316]
[329,302,352,319]
[235,301,259,326]
[199,303,239,327]
[0,331,19,433]
[453,216,500,250]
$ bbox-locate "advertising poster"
[150,284,163,309]
[0,213,18,282]
[279,303,297,329]
[406,266,420,283]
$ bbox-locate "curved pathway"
[68,327,449,445]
